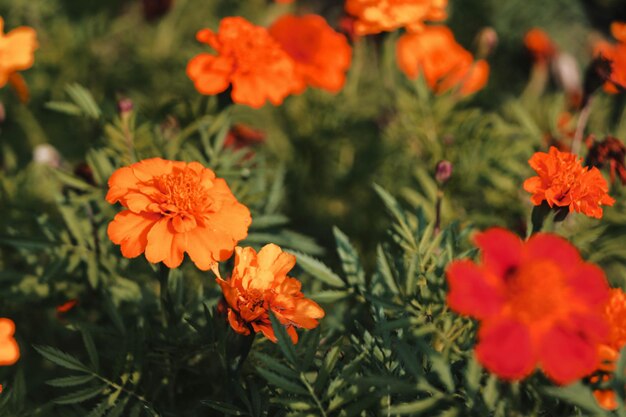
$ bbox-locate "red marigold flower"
[216,244,325,343]
[0,318,19,366]
[586,136,626,186]
[345,0,448,36]
[106,158,251,270]
[593,23,626,94]
[186,17,300,108]
[611,22,626,43]
[396,26,489,96]
[269,14,352,94]
[524,28,557,63]
[523,146,615,219]
[446,228,610,384]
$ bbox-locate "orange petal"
[144,218,185,268]
[107,211,160,258]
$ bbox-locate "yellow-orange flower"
[396,26,489,96]
[523,146,615,219]
[186,17,300,109]
[591,289,626,410]
[106,158,251,270]
[0,17,38,102]
[269,14,352,94]
[0,318,19,366]
[593,22,626,94]
[217,244,325,343]
[345,0,447,35]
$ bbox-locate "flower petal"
[144,218,185,268]
[446,260,505,319]
[107,211,160,258]
[474,228,523,279]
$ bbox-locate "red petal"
[474,228,523,279]
[525,233,581,271]
[567,263,609,309]
[446,260,504,319]
[475,319,535,380]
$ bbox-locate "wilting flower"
[106,158,251,270]
[524,28,556,63]
[345,0,448,35]
[187,17,300,108]
[523,146,615,219]
[224,124,266,150]
[586,136,626,186]
[446,228,609,384]
[590,289,626,410]
[217,244,325,343]
[593,22,626,94]
[0,318,19,366]
[396,26,489,96]
[269,14,352,94]
[0,17,38,102]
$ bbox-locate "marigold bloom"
[106,158,251,270]
[269,14,352,94]
[0,17,38,102]
[523,146,615,219]
[586,136,626,186]
[0,318,19,366]
[524,28,556,63]
[593,23,626,94]
[611,22,626,43]
[396,26,489,96]
[187,17,300,109]
[446,228,610,384]
[217,244,325,343]
[345,0,447,35]
[591,289,626,410]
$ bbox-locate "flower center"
[154,168,211,214]
[507,260,569,323]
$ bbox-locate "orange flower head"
[106,158,251,270]
[523,146,615,219]
[0,318,19,366]
[269,14,352,94]
[524,28,556,63]
[345,0,448,35]
[187,17,300,108]
[396,26,489,96]
[446,228,610,384]
[275,0,294,3]
[217,244,325,343]
[0,17,37,88]
[611,22,626,44]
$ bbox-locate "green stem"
[300,372,328,417]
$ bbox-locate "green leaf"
[543,382,607,415]
[86,400,111,417]
[65,83,101,119]
[45,101,83,116]
[388,395,442,414]
[80,327,100,371]
[269,312,298,366]
[290,251,345,288]
[54,385,105,404]
[47,375,96,387]
[256,367,307,395]
[333,227,365,290]
[202,400,246,415]
[34,345,90,372]
[430,355,455,393]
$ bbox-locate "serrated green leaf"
[290,251,345,288]
[35,345,90,372]
[202,400,246,415]
[256,367,307,395]
[388,395,442,414]
[47,374,96,387]
[269,313,298,366]
[54,385,105,404]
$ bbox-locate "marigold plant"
[396,26,489,96]
[269,14,352,94]
[344,0,448,35]
[216,244,325,343]
[523,146,615,219]
[106,158,251,270]
[186,17,300,108]
[446,228,610,384]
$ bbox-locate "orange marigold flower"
[524,28,556,63]
[396,26,489,96]
[590,288,626,410]
[0,318,19,366]
[611,22,626,44]
[269,14,352,94]
[0,17,37,88]
[446,228,610,384]
[216,244,325,343]
[523,146,615,219]
[186,17,300,109]
[106,158,251,270]
[586,136,626,186]
[593,23,626,94]
[275,0,294,3]
[345,0,447,35]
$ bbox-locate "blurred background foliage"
[2,0,626,415]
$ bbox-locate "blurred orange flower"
[396,26,489,96]
[345,0,447,35]
[591,289,626,410]
[187,17,300,108]
[216,244,325,343]
[524,28,556,63]
[106,158,251,270]
[275,0,294,3]
[0,318,19,366]
[447,228,610,384]
[0,17,38,102]
[523,146,615,219]
[269,14,352,93]
[594,23,626,94]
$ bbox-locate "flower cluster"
[396,26,490,96]
[523,146,615,219]
[187,15,352,108]
[106,158,323,343]
[447,228,610,384]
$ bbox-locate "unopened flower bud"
[117,98,134,115]
[435,160,453,185]
[33,144,61,168]
[475,27,498,59]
